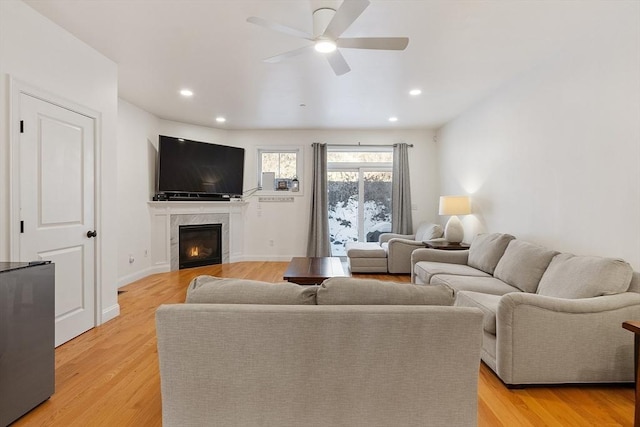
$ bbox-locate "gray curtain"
[307,143,331,257]
[391,143,413,234]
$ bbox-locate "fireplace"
[178,224,222,269]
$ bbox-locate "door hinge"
[20,120,24,133]
[20,221,24,233]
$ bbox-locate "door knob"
[87,230,97,238]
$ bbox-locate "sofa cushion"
[186,275,318,305]
[467,233,516,275]
[494,240,559,293]
[431,275,521,296]
[536,254,633,299]
[345,242,386,258]
[455,291,501,334]
[415,223,444,241]
[317,277,455,306]
[414,261,491,284]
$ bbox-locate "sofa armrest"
[385,238,428,274]
[379,232,414,244]
[495,292,640,385]
[387,238,424,248]
[411,248,469,265]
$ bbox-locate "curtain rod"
[311,143,414,148]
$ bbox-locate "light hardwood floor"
[13,262,635,426]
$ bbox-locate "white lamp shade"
[439,196,471,216]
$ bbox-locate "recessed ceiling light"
[315,39,337,53]
[409,89,422,96]
[389,117,398,122]
[216,116,226,123]
[180,89,193,97]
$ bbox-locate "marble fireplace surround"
[148,201,246,272]
[170,214,229,270]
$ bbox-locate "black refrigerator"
[0,262,55,426]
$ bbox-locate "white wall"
[115,120,438,276]
[436,6,640,270]
[0,0,120,320]
[229,129,438,260]
[116,100,159,286]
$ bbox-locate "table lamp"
[439,196,471,243]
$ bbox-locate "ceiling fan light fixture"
[315,39,337,53]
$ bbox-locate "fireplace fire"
[178,224,222,269]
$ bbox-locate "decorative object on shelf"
[438,195,471,243]
[261,172,275,191]
[275,179,290,191]
[291,177,299,192]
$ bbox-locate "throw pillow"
[185,275,318,305]
[467,233,516,275]
[494,240,559,293]
[316,277,455,306]
[415,223,444,241]
[536,254,633,299]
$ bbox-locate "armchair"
[380,222,444,274]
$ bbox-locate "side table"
[423,241,470,250]
[622,320,640,426]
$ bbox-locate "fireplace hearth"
[178,224,222,269]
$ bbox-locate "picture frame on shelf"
[276,179,290,191]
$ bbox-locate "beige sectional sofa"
[156,276,482,427]
[411,232,640,386]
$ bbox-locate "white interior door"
[19,93,96,347]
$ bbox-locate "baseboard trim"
[101,303,120,324]
[117,259,296,288]
[118,264,170,288]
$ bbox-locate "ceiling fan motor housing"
[313,8,336,38]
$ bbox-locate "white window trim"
[256,145,304,196]
[327,147,394,249]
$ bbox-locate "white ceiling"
[24,0,611,130]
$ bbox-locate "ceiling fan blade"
[323,0,370,40]
[263,45,314,63]
[337,37,409,50]
[247,16,313,41]
[326,50,351,76]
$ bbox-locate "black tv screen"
[157,135,245,197]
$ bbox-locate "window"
[257,147,302,192]
[327,147,393,256]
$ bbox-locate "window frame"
[256,145,304,195]
[327,146,393,254]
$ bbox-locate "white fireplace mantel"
[148,201,247,271]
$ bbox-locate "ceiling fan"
[247,0,409,76]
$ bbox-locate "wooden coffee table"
[283,257,348,285]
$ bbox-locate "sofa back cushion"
[415,222,444,241]
[494,240,559,293]
[536,254,633,299]
[186,275,318,305]
[317,277,455,306]
[467,233,516,275]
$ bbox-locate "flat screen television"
[157,135,245,200]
